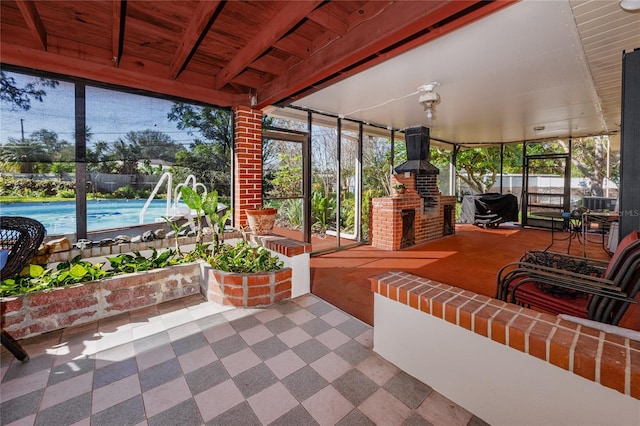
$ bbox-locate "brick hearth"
[370,173,455,250]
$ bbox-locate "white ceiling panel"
[288,0,640,145]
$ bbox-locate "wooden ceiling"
[0,1,512,109]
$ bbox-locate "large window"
[0,68,231,238]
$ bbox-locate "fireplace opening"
[400,209,415,249]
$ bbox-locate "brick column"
[233,106,263,228]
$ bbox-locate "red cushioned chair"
[495,230,640,326]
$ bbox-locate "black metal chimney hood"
[394,126,439,175]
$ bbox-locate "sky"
[1,71,200,147]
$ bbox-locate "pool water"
[0,199,187,236]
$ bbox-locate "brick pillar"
[233,106,263,228]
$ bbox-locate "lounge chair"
[1,216,46,362]
[495,230,640,326]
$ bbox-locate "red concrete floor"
[310,224,640,330]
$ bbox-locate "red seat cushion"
[507,231,640,319]
[604,230,640,278]
[512,282,590,318]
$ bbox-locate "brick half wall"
[370,270,640,425]
[1,263,201,339]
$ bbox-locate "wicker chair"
[495,230,640,326]
[1,216,46,362]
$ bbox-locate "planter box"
[1,235,306,340]
[0,262,201,339]
[202,265,292,308]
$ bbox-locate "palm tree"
[0,138,48,173]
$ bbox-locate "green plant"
[393,183,406,190]
[162,216,190,256]
[107,248,183,274]
[208,240,284,273]
[57,189,75,198]
[0,255,109,297]
[180,186,232,249]
[340,196,356,233]
[0,248,195,297]
[311,189,336,228]
[280,198,302,228]
[204,190,232,252]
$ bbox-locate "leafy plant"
[107,248,182,274]
[162,216,190,255]
[0,255,108,297]
[208,240,283,273]
[204,189,232,252]
[311,188,336,228]
[340,196,356,233]
[280,198,302,228]
[57,189,75,198]
[180,186,232,249]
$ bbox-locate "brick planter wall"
[1,236,306,340]
[0,263,201,339]
[203,266,292,307]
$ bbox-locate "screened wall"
[0,68,231,239]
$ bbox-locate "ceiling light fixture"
[533,125,545,131]
[418,82,440,120]
[619,0,640,11]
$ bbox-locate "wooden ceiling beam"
[256,1,512,108]
[1,43,248,107]
[168,0,222,80]
[15,0,47,51]
[214,0,322,91]
[112,0,125,66]
[307,7,348,35]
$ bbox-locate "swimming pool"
[0,199,187,236]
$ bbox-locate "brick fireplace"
[370,174,456,250]
[370,126,456,250]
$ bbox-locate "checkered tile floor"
[1,294,489,425]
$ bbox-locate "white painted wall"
[373,294,640,426]
[277,251,310,298]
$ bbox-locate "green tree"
[168,104,232,194]
[86,141,115,172]
[110,138,141,174]
[430,144,525,194]
[267,151,303,198]
[363,134,393,195]
[559,136,617,197]
[107,130,180,175]
[0,71,59,111]
[0,129,72,173]
[0,138,47,173]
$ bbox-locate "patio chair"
[1,216,46,362]
[495,230,640,326]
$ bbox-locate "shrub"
[111,185,151,199]
[57,189,75,198]
[208,240,284,273]
[0,176,75,198]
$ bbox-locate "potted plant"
[393,183,407,196]
[245,207,278,235]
